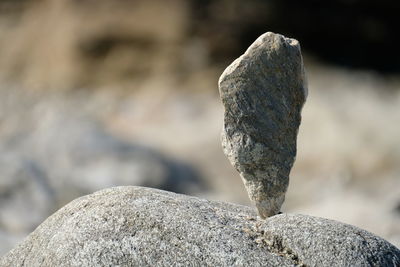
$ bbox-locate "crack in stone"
[243,219,306,266]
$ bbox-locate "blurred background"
[0,0,399,254]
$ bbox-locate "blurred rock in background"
[0,0,399,254]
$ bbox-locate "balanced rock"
[219,32,307,218]
[1,186,399,266]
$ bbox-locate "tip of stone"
[218,31,302,89]
[252,32,300,50]
[266,31,298,41]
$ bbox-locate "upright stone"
[219,32,307,218]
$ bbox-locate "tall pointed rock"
[219,32,307,218]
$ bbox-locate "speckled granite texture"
[1,186,398,266]
[219,32,307,218]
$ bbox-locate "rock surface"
[219,32,307,218]
[1,186,399,266]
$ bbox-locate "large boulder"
[1,186,399,266]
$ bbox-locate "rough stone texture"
[219,32,307,218]
[1,186,399,266]
[259,215,400,266]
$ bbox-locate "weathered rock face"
[1,186,399,266]
[219,32,307,218]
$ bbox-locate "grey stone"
[260,214,400,266]
[1,186,399,266]
[219,32,307,218]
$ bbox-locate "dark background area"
[189,0,399,72]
